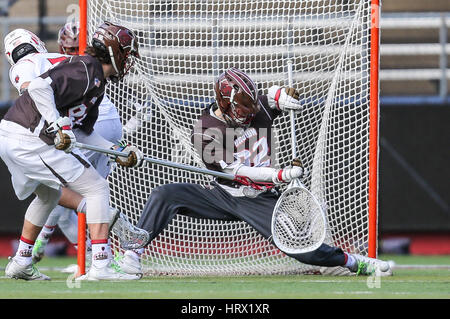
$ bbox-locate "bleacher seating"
[380,0,449,98]
[0,0,448,105]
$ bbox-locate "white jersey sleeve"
[9,58,37,94]
[8,52,70,95]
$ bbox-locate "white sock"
[15,237,34,266]
[37,225,56,242]
[344,253,356,269]
[91,239,111,268]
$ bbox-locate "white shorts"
[0,120,89,200]
[77,117,122,178]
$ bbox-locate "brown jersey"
[3,55,105,145]
[191,95,281,186]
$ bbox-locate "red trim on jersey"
[47,56,68,65]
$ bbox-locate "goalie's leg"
[233,190,392,275]
[118,183,391,276]
[116,183,240,274]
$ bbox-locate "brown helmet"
[91,21,139,80]
[214,67,259,127]
[58,21,80,55]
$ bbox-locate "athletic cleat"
[320,266,354,276]
[31,238,48,264]
[60,264,79,274]
[115,251,143,275]
[349,254,392,276]
[5,257,51,281]
[61,241,92,274]
[75,260,141,281]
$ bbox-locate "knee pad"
[67,166,110,224]
[25,184,62,227]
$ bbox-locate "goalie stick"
[109,210,150,250]
[270,60,327,254]
[74,142,274,191]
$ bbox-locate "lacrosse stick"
[74,142,282,191]
[74,142,236,180]
[270,60,327,254]
[109,210,150,250]
[73,142,275,249]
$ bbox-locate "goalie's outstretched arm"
[222,162,304,185]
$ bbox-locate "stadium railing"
[0,11,448,108]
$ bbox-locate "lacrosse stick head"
[271,179,327,254]
[111,212,150,249]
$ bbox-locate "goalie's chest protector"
[194,96,281,170]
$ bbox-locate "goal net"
[85,0,379,275]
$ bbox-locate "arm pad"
[222,163,277,183]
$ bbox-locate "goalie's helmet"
[214,67,259,128]
[58,21,80,55]
[4,29,47,65]
[91,21,139,81]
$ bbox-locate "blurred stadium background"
[0,0,448,259]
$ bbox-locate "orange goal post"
[78,0,380,276]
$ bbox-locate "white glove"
[122,102,152,137]
[122,116,139,137]
[267,85,303,112]
[111,142,144,168]
[272,166,304,184]
[46,117,76,153]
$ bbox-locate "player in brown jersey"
[116,67,392,277]
[0,22,143,281]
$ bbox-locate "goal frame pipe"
[368,0,380,258]
[77,0,87,277]
[78,0,380,260]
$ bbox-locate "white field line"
[392,265,450,270]
[1,264,449,272]
[0,264,448,280]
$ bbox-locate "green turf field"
[0,254,449,299]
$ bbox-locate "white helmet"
[4,28,47,65]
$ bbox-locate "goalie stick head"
[58,21,80,55]
[4,28,47,65]
[214,67,260,128]
[91,21,140,81]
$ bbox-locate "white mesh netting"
[87,0,375,275]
